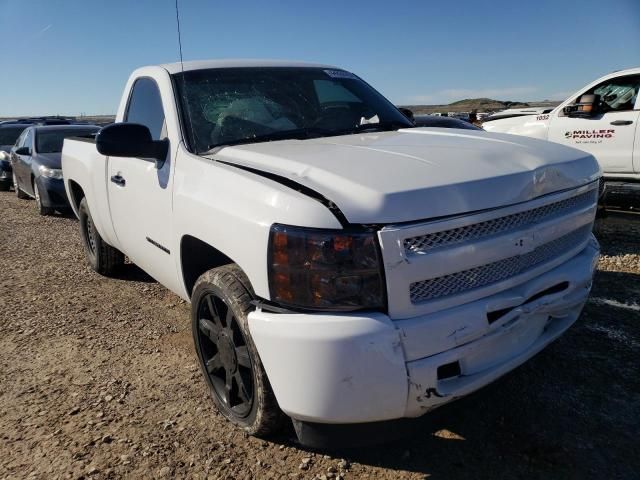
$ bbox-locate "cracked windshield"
[174,67,413,153]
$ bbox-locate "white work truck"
[62,60,601,447]
[483,68,640,199]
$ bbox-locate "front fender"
[172,149,342,301]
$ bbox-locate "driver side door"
[548,74,640,173]
[107,77,176,287]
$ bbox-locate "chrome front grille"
[404,188,597,255]
[409,225,592,303]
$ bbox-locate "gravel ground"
[0,191,638,480]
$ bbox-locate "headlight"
[38,165,63,179]
[268,224,385,311]
[0,151,8,161]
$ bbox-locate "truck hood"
[207,128,600,224]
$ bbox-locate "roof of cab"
[159,59,339,74]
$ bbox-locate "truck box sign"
[564,129,614,139]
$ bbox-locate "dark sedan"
[11,125,100,215]
[0,123,33,190]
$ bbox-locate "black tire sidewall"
[191,271,265,432]
[78,198,99,270]
[34,181,53,216]
[14,173,27,199]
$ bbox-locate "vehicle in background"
[0,122,33,190]
[483,107,553,122]
[413,114,483,130]
[398,110,482,130]
[19,116,77,125]
[11,124,99,214]
[483,68,640,203]
[62,60,600,447]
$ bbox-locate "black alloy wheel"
[196,291,254,417]
[191,264,284,436]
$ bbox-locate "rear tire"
[13,173,28,199]
[78,197,124,275]
[33,181,54,216]
[0,182,9,192]
[192,264,285,437]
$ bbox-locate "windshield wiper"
[349,120,414,133]
[204,127,332,153]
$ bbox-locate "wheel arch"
[67,179,86,212]
[180,235,241,298]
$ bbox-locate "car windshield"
[174,67,413,153]
[0,126,28,146]
[35,128,99,153]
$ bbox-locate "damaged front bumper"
[248,236,599,427]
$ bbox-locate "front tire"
[78,197,124,275]
[13,173,28,199]
[33,181,54,216]
[192,264,285,436]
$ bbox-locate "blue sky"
[1,0,639,116]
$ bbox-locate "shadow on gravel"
[110,263,156,283]
[273,379,597,479]
[56,209,77,220]
[594,210,640,257]
[591,269,640,303]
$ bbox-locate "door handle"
[110,175,126,187]
[610,120,633,126]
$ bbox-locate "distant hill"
[401,98,560,115]
[0,115,115,125]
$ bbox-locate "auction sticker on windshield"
[324,69,358,79]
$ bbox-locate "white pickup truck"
[62,60,601,447]
[483,68,640,200]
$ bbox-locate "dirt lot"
[0,191,638,480]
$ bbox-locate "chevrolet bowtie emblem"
[515,231,536,253]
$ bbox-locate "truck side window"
[125,78,165,140]
[581,75,640,113]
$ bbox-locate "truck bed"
[61,137,119,248]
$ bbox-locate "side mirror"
[15,146,31,156]
[398,107,415,122]
[97,123,168,168]
[563,94,599,118]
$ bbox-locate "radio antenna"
[175,0,196,151]
[175,0,185,70]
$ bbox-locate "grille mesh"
[409,225,591,303]
[404,188,597,255]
